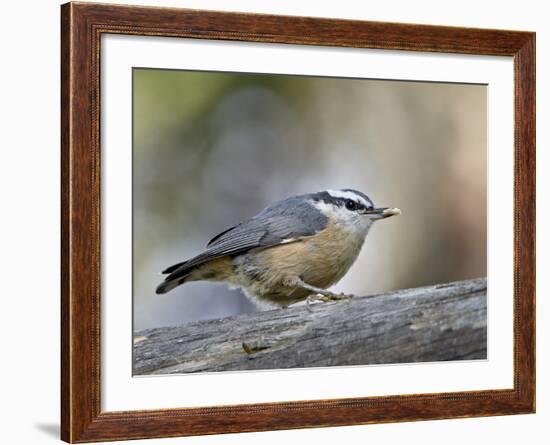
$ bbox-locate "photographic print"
[132,69,487,375]
[62,4,535,441]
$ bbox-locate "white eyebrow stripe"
[326,189,370,207]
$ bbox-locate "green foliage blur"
[133,68,486,331]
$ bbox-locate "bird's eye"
[345,199,357,211]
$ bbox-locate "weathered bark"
[134,277,487,375]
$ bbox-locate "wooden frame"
[61,2,535,442]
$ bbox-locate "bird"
[156,189,400,307]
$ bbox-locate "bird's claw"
[306,292,353,309]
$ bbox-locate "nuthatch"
[156,189,401,307]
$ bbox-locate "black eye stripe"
[329,197,360,209]
[309,191,375,210]
[345,199,357,210]
[336,197,350,206]
[342,198,367,211]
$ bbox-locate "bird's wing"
[161,198,328,284]
[206,195,329,249]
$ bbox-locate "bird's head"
[310,188,401,236]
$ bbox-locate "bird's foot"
[306,292,354,307]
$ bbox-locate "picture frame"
[61,2,535,442]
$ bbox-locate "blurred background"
[133,68,486,332]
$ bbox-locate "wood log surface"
[134,277,487,375]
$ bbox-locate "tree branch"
[133,277,487,375]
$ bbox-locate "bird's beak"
[363,207,401,219]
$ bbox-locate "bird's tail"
[155,277,187,295]
[161,261,186,275]
[156,256,233,295]
[156,260,192,295]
